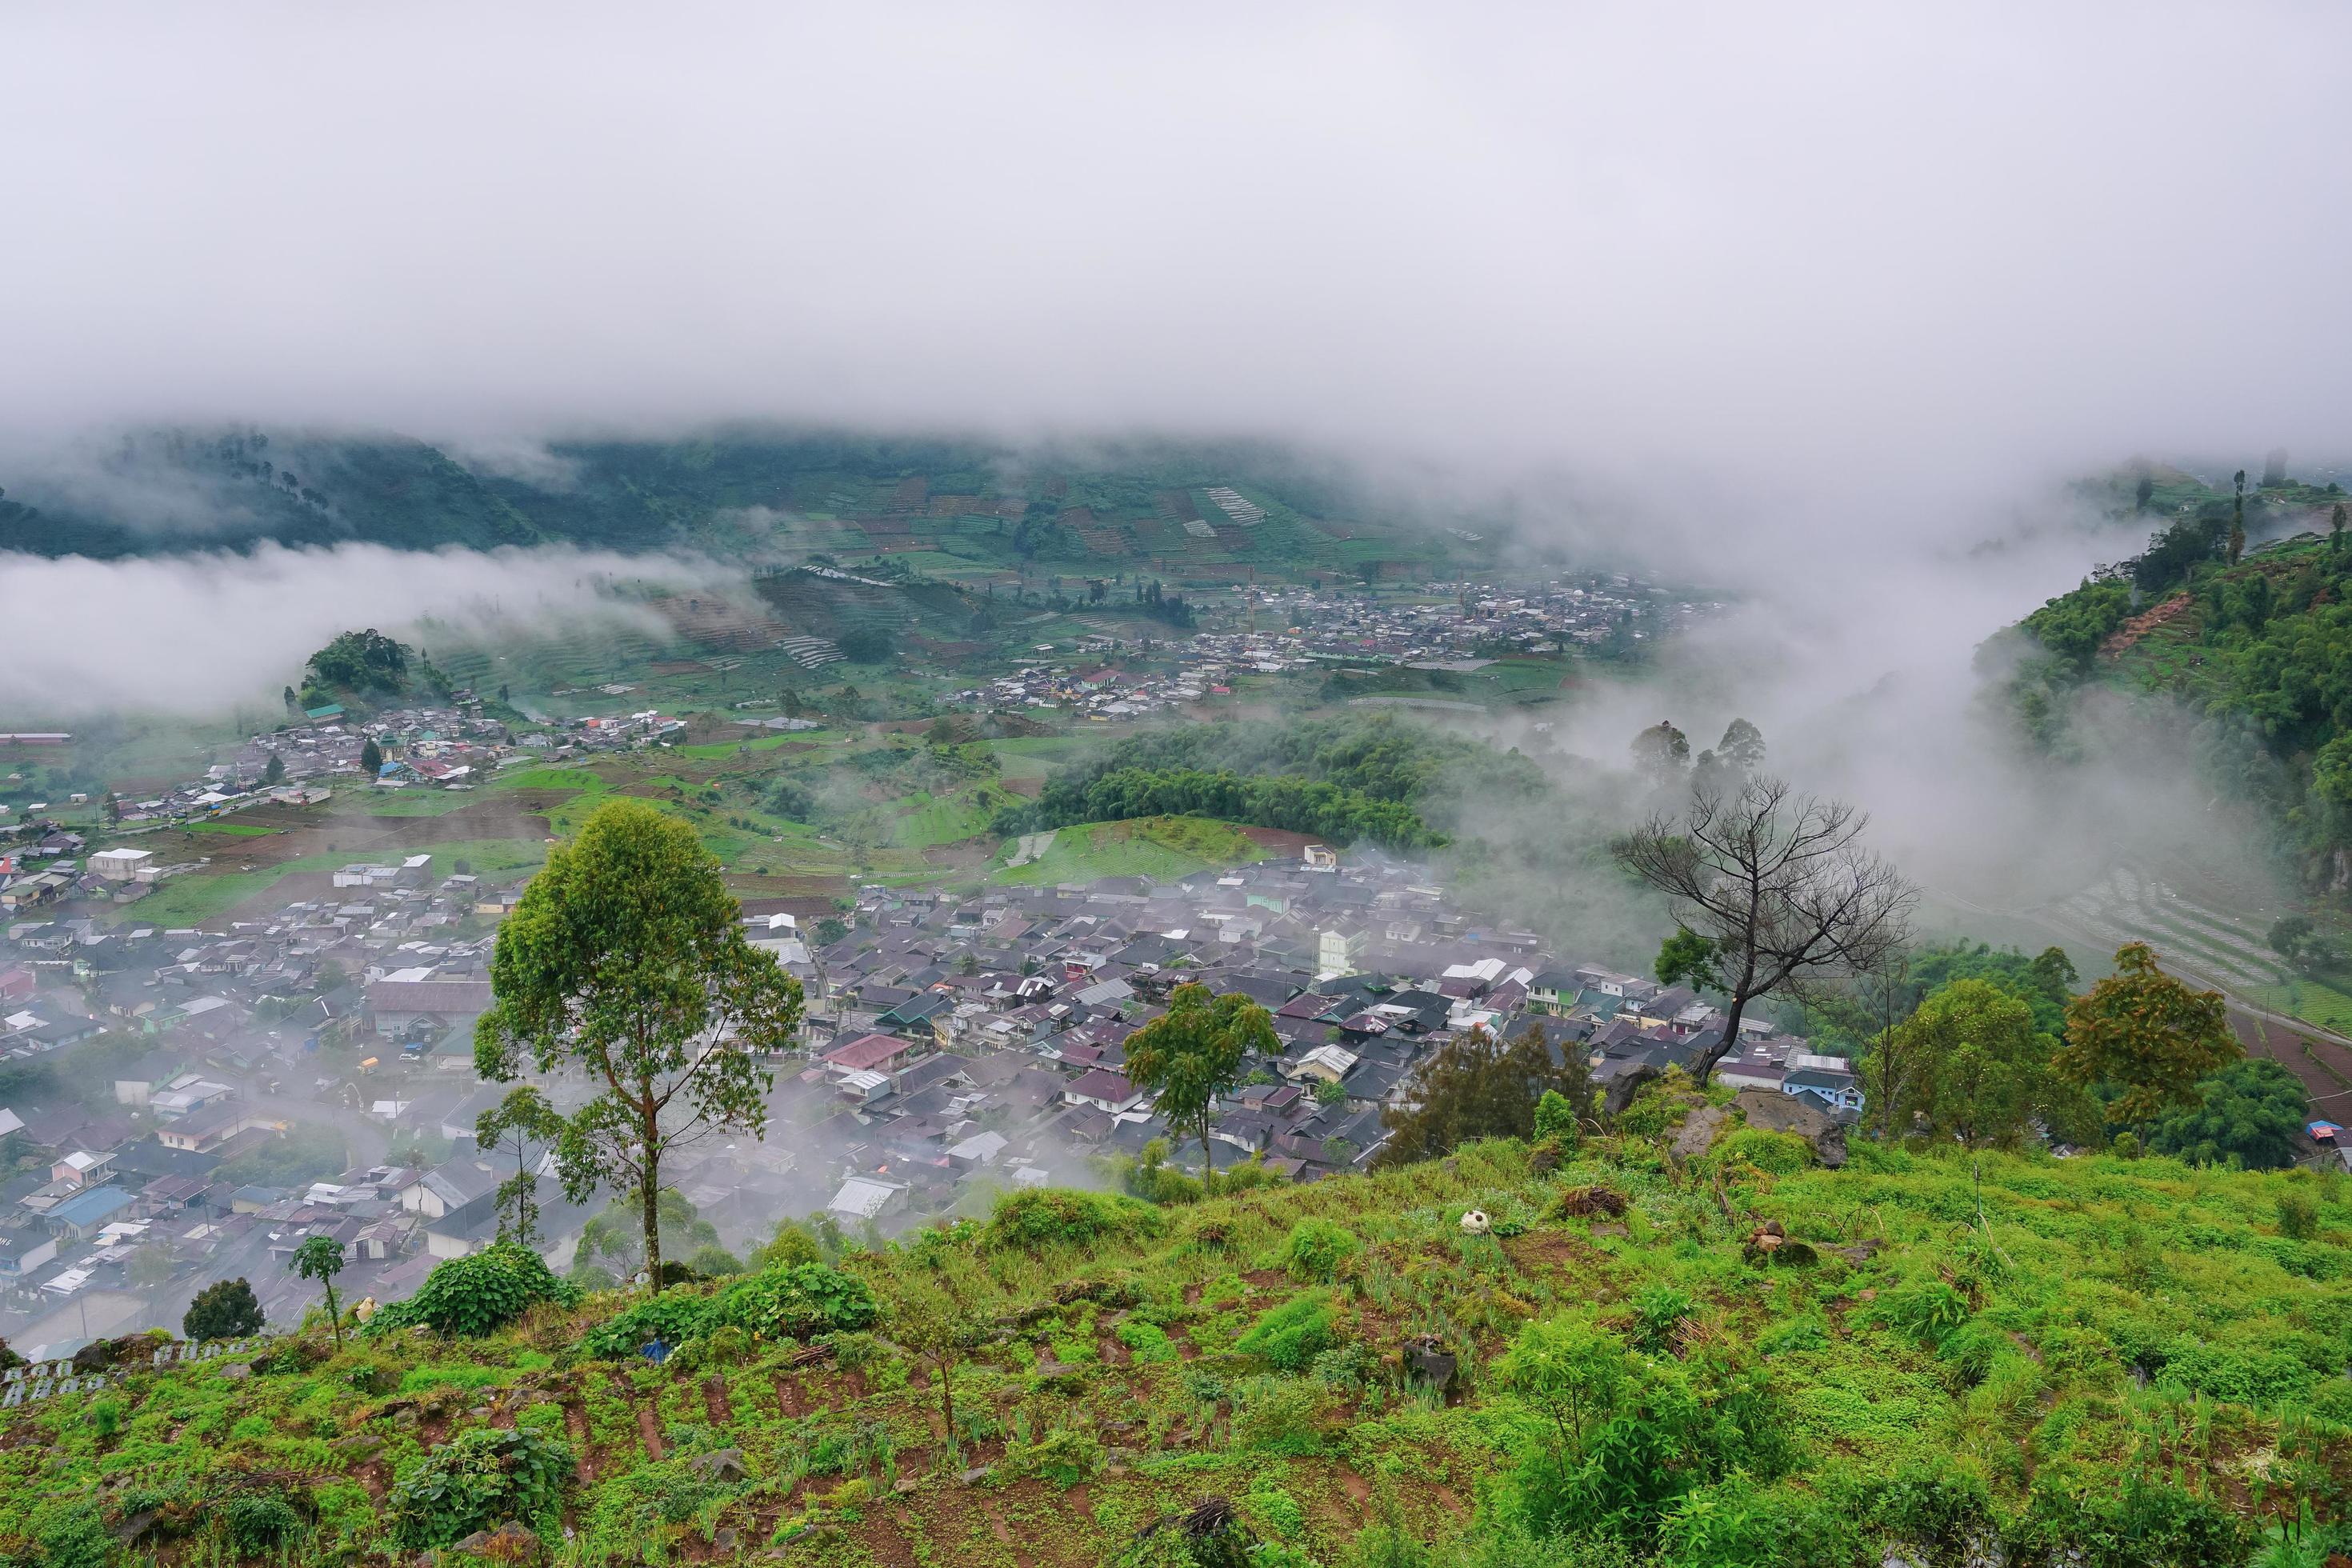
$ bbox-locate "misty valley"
[1,433,2351,1568]
[8,6,2352,1563]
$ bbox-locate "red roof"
[1065,1068,1139,1106]
[824,1034,915,1072]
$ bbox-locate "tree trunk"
[1199,1119,1217,1178]
[640,1146,663,1291]
[1694,993,1749,1086]
[937,1356,956,1451]
[324,1282,341,1349]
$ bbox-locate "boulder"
[1602,1063,1664,1118]
[1670,1104,1727,1160]
[218,1363,252,1381]
[1731,1089,1847,1168]
[687,1448,749,1484]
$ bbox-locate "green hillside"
[2003,470,2352,882]
[9,1089,2352,1567]
[0,429,1490,587]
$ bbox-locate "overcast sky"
[5,2,2349,506]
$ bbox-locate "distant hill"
[0,428,1490,586]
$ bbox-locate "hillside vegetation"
[2006,470,2352,884]
[9,1082,2352,1567]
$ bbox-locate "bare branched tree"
[1613,776,1916,1086]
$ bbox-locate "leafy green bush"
[220,1493,306,1555]
[1230,1375,1330,1454]
[1281,1218,1362,1283]
[1235,1292,1338,1373]
[984,1187,1162,1252]
[580,1286,715,1359]
[387,1426,572,1550]
[1534,1089,1582,1146]
[1631,1285,1693,1354]
[2279,1189,2321,1240]
[1876,1279,1970,1349]
[1117,1319,1181,1364]
[1714,1127,1813,1175]
[2012,1475,2249,1568]
[1002,1424,1102,1486]
[711,1262,878,1340]
[1758,1316,1830,1357]
[368,1242,578,1338]
[1656,1474,1855,1568]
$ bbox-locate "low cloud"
[0,543,735,717]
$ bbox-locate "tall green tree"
[1122,982,1273,1176]
[290,1235,347,1350]
[2227,469,2246,566]
[477,798,804,1286]
[359,738,383,776]
[2333,500,2348,555]
[1878,978,2078,1149]
[2055,943,2238,1130]
[475,1085,564,1248]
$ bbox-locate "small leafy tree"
[887,1252,990,1458]
[2055,944,2239,1130]
[184,1277,264,1341]
[474,1086,562,1247]
[290,1235,347,1349]
[2143,1057,2310,1170]
[1123,982,1273,1176]
[477,799,804,1286]
[1879,979,2078,1149]
[1377,1023,1592,1167]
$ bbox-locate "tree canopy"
[1378,1022,1594,1168]
[2055,943,2238,1129]
[477,798,804,1285]
[2142,1057,2310,1170]
[1123,983,1274,1174]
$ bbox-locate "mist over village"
[3,6,2352,1568]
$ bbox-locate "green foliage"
[1882,978,2081,1149]
[387,1426,572,1550]
[2058,943,2240,1126]
[1876,1278,1970,1349]
[711,1262,878,1341]
[1235,1292,1338,1373]
[1007,766,1439,851]
[306,627,410,693]
[986,1186,1164,1252]
[369,1241,578,1338]
[1714,1126,1812,1175]
[2013,1476,2250,1568]
[1378,1023,1594,1168]
[1655,1474,1855,1568]
[2144,1057,2312,1170]
[183,1276,264,1340]
[582,1286,717,1359]
[1125,984,1276,1173]
[1280,1218,1362,1283]
[475,797,804,1282]
[1533,1089,1583,1146]
[220,1492,306,1555]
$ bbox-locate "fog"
[0,543,731,715]
[6,3,2350,930]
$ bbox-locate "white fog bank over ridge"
[3,2,2350,566]
[0,544,734,716]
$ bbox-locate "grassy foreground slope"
[9,1085,2352,1566]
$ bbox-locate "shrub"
[1714,1127,1813,1176]
[1758,1317,1830,1358]
[183,1277,265,1341]
[1281,1218,1362,1283]
[711,1262,878,1341]
[387,1426,573,1550]
[1657,1475,1855,1568]
[1534,1090,1582,1146]
[1235,1292,1338,1373]
[2279,1189,2321,1241]
[2011,1475,2249,1568]
[985,1187,1162,1252]
[1876,1279,1970,1349]
[1230,1376,1330,1454]
[1118,1320,1181,1364]
[581,1286,716,1360]
[1866,1464,1994,1560]
[370,1242,578,1338]
[220,1492,306,1556]
[1003,1424,1102,1486]
[1631,1285,1693,1354]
